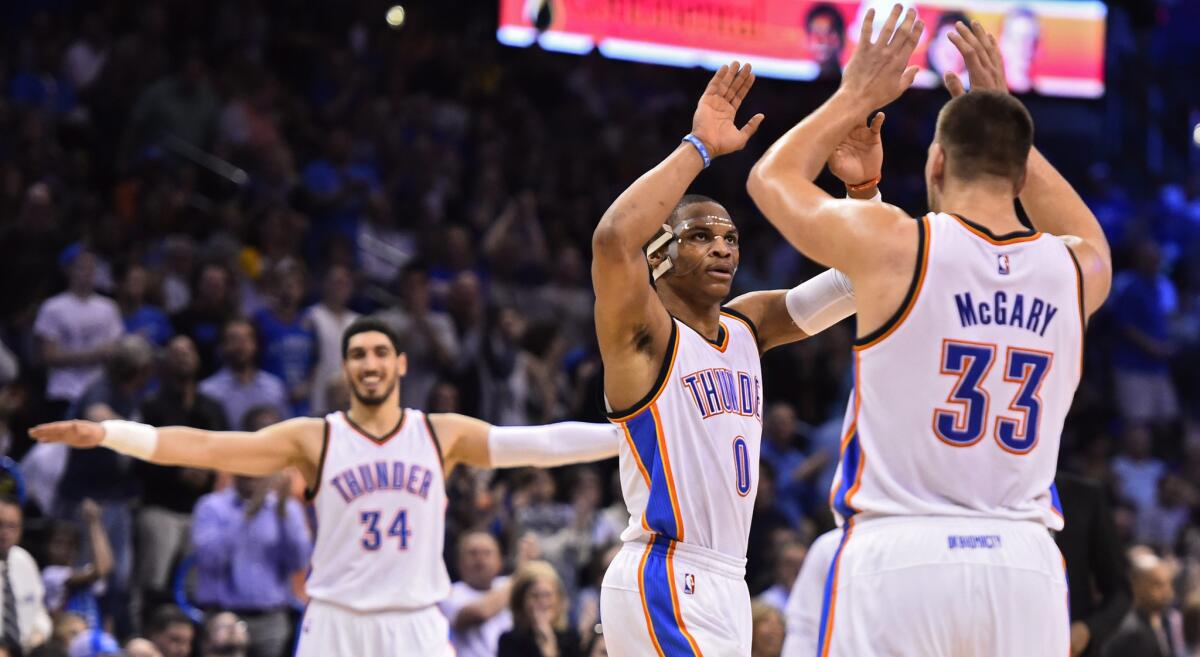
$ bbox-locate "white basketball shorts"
[816,516,1069,657]
[601,535,751,657]
[294,598,456,657]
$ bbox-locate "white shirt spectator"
[19,444,69,515]
[1,546,53,652]
[305,303,359,414]
[33,292,123,402]
[782,529,842,657]
[438,577,512,657]
[62,40,108,91]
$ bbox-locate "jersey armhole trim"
[304,419,331,501]
[607,321,681,422]
[422,413,447,481]
[720,306,760,345]
[854,215,930,349]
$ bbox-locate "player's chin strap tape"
[487,422,621,468]
[100,420,159,460]
[646,224,676,281]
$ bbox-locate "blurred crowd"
[0,0,1198,656]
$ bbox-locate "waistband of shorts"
[845,514,1055,536]
[308,597,446,618]
[626,535,746,579]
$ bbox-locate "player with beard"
[30,316,622,657]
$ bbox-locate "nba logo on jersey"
[998,253,1011,275]
[683,573,696,595]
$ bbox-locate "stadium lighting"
[386,5,406,28]
[1193,122,1200,147]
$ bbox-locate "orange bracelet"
[846,175,881,193]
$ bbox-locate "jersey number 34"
[933,339,1052,454]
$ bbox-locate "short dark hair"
[669,194,722,227]
[341,316,403,359]
[936,91,1033,185]
[0,495,21,514]
[147,605,193,635]
[805,3,844,36]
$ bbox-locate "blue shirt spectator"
[301,128,381,243]
[760,403,810,527]
[191,480,312,611]
[197,319,289,428]
[253,260,316,416]
[1111,242,1176,374]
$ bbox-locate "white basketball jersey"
[830,212,1083,530]
[608,310,763,559]
[306,409,450,611]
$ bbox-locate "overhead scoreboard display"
[498,0,1106,98]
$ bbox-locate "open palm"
[691,62,766,158]
[828,113,885,185]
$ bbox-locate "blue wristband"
[682,134,711,169]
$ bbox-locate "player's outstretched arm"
[592,62,763,407]
[728,114,889,351]
[746,5,922,274]
[430,413,620,472]
[943,20,1111,317]
[29,417,321,479]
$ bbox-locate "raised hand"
[29,420,105,448]
[691,62,766,158]
[828,112,886,188]
[839,4,925,109]
[943,20,1008,97]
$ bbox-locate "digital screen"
[498,0,1106,98]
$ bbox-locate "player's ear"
[929,143,946,185]
[396,352,408,378]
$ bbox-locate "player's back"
[832,211,1084,528]
[306,409,450,611]
[608,309,763,560]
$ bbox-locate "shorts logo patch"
[947,534,1002,549]
[683,573,696,595]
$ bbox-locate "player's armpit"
[725,290,808,353]
[428,412,494,472]
[1057,236,1112,320]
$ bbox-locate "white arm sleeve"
[487,422,622,468]
[785,269,855,335]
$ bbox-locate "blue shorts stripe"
[627,410,680,538]
[1049,482,1064,517]
[831,431,861,519]
[815,526,853,656]
[642,536,699,656]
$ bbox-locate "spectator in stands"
[0,496,51,653]
[300,127,382,244]
[172,264,239,377]
[746,463,791,594]
[253,258,315,415]
[751,600,786,657]
[304,265,358,414]
[439,531,514,657]
[66,629,121,657]
[145,606,193,657]
[584,632,606,657]
[199,612,248,657]
[1104,550,1187,657]
[198,319,288,429]
[761,403,809,526]
[497,561,580,657]
[118,264,173,347]
[29,612,86,657]
[1111,239,1179,429]
[123,638,162,657]
[378,263,459,411]
[758,540,807,613]
[1137,474,1198,553]
[191,406,310,657]
[136,336,220,612]
[1053,472,1132,657]
[42,499,114,628]
[1114,424,1168,512]
[122,49,219,164]
[33,248,124,420]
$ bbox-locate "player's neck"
[658,286,722,341]
[938,180,1025,235]
[347,397,404,435]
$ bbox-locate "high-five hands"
[691,62,766,158]
[943,20,1008,97]
[828,112,886,189]
[839,4,925,110]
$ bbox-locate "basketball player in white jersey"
[30,317,623,657]
[748,8,1112,656]
[590,61,890,656]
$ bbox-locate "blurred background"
[0,1,1197,656]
